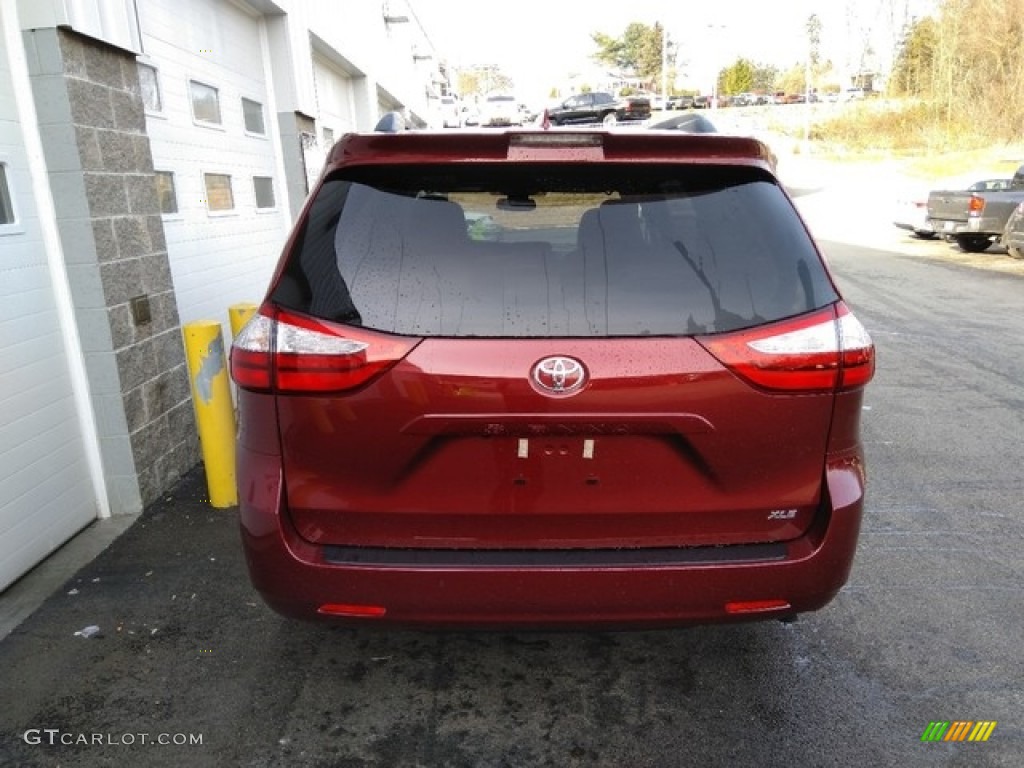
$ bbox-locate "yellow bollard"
[182,321,237,508]
[229,302,258,338]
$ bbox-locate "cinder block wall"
[25,27,199,512]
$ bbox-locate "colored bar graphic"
[945,721,972,741]
[921,721,996,742]
[921,722,949,742]
[968,722,997,742]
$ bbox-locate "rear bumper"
[964,215,1004,236]
[894,220,933,234]
[927,217,969,236]
[238,448,865,629]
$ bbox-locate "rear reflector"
[698,302,874,393]
[724,599,792,615]
[318,603,387,618]
[230,307,419,394]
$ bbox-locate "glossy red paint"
[274,335,830,549]
[232,126,874,628]
[237,424,864,628]
[235,324,870,627]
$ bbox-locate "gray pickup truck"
[926,164,1024,252]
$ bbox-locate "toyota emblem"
[531,356,587,396]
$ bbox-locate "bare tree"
[927,0,1024,141]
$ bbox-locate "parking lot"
[1,154,1021,767]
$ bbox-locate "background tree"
[806,13,822,95]
[775,63,807,95]
[907,0,1024,140]
[591,30,627,70]
[455,65,515,100]
[890,17,938,96]
[591,22,667,85]
[717,58,755,97]
[751,64,779,94]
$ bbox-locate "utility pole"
[661,25,669,102]
[804,13,822,149]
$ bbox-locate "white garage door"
[139,0,286,334]
[0,12,99,591]
[313,55,357,144]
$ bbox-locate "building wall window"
[190,80,222,125]
[242,98,265,135]
[204,173,234,211]
[253,176,275,209]
[155,171,178,214]
[322,127,334,146]
[138,63,162,112]
[0,164,15,226]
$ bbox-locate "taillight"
[230,307,419,394]
[698,302,874,393]
[967,195,985,217]
[230,313,275,391]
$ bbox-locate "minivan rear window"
[271,164,838,337]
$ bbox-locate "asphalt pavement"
[0,467,269,767]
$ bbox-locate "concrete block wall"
[25,27,199,512]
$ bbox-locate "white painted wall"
[1,4,101,591]
[138,0,290,334]
[312,54,357,140]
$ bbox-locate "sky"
[408,0,939,102]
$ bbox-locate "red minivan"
[230,126,874,628]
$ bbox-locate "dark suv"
[231,125,875,628]
[546,91,651,126]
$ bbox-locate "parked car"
[479,93,520,127]
[927,167,1022,252]
[1003,200,1024,259]
[731,92,767,107]
[231,121,875,629]
[893,190,937,239]
[438,95,461,128]
[896,176,1011,240]
[546,91,651,126]
[651,94,690,111]
[693,95,711,109]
